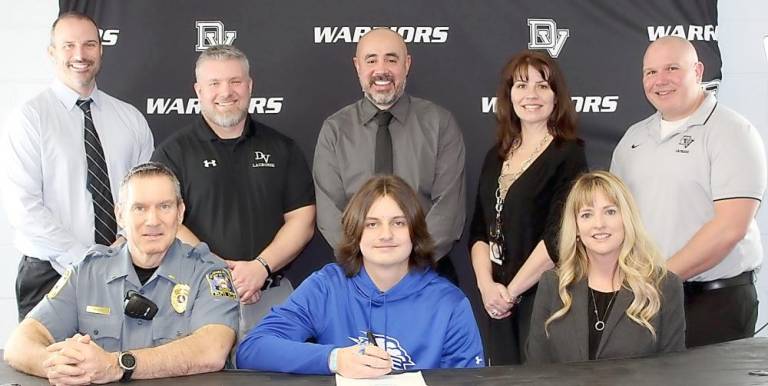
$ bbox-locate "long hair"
[336,175,434,276]
[495,50,578,159]
[545,171,666,338]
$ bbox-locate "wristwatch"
[118,351,137,382]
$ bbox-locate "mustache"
[68,59,95,66]
[369,73,394,84]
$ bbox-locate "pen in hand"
[367,330,378,347]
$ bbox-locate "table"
[2,337,767,385]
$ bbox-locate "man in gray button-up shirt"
[4,163,239,383]
[313,28,465,278]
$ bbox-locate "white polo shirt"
[611,92,766,282]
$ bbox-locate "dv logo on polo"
[196,21,237,51]
[527,19,570,58]
[252,151,275,168]
[676,135,695,154]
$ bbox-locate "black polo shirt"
[152,115,314,262]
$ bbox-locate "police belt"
[684,270,755,293]
[261,273,283,290]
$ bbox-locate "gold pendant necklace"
[498,133,552,197]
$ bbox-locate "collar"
[106,239,183,287]
[647,91,717,141]
[51,78,100,111]
[359,94,411,127]
[193,113,256,142]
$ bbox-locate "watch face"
[120,352,137,369]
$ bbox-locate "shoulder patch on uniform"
[47,267,72,299]
[206,269,237,299]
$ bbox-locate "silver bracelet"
[255,255,272,277]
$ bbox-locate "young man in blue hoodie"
[236,175,484,377]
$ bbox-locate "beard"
[362,74,406,108]
[201,104,248,128]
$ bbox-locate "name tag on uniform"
[86,305,111,315]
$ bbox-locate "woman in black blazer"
[469,50,587,365]
[526,171,685,363]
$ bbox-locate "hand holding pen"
[335,331,392,379]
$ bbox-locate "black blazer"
[526,270,686,363]
[469,140,587,284]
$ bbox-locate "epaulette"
[82,244,118,262]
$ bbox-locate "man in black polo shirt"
[152,45,315,334]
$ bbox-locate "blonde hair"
[545,171,666,338]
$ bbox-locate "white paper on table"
[335,371,428,386]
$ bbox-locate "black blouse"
[469,139,587,285]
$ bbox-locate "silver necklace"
[590,288,618,332]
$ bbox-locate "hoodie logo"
[349,332,415,370]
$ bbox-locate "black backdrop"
[61,0,721,337]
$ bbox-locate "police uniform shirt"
[151,115,314,262]
[29,240,239,352]
[611,92,767,282]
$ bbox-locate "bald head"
[353,28,411,109]
[642,36,705,120]
[644,36,700,67]
[355,28,408,58]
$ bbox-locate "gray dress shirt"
[313,95,465,259]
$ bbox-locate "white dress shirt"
[0,79,154,273]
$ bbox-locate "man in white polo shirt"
[611,36,766,347]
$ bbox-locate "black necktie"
[374,110,394,174]
[77,99,117,246]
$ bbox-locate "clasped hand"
[43,333,119,385]
[479,281,516,319]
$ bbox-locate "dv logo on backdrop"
[146,97,283,115]
[527,19,569,58]
[647,25,718,41]
[480,96,618,114]
[313,26,449,43]
[98,28,119,46]
[196,21,237,51]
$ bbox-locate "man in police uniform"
[611,36,767,347]
[151,45,315,333]
[313,28,465,282]
[3,163,239,383]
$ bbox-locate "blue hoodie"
[236,263,485,374]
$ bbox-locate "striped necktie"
[77,99,117,246]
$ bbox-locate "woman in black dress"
[469,50,587,365]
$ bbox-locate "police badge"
[171,283,190,314]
